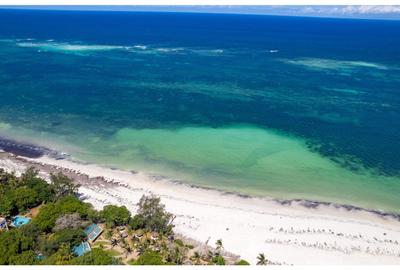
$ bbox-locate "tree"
[169,246,184,265]
[256,253,268,265]
[0,230,23,264]
[50,173,80,200]
[20,167,41,185]
[41,243,73,265]
[40,229,85,256]
[0,168,53,217]
[32,203,58,232]
[110,238,119,248]
[70,249,121,265]
[235,259,250,265]
[215,239,223,253]
[211,255,225,265]
[33,196,93,232]
[0,170,18,188]
[54,213,82,231]
[8,250,37,265]
[122,244,132,258]
[13,186,40,212]
[131,250,165,265]
[191,251,201,264]
[131,195,173,234]
[100,205,131,228]
[0,228,36,264]
[0,195,15,217]
[21,168,54,203]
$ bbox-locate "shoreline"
[1,135,399,220]
[1,142,400,264]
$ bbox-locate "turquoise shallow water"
[0,10,400,212]
[1,123,399,212]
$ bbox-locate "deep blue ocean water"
[0,9,399,211]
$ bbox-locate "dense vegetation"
[0,167,256,265]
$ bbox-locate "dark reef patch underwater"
[0,9,399,212]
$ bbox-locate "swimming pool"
[72,242,91,257]
[11,216,30,228]
[84,223,103,242]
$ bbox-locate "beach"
[1,9,400,266]
[1,149,399,265]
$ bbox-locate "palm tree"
[257,253,268,265]
[136,243,145,255]
[111,238,119,248]
[123,244,132,258]
[192,251,201,264]
[215,239,223,251]
[173,246,183,264]
[207,250,214,260]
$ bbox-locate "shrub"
[174,239,184,247]
[212,255,225,265]
[70,249,121,265]
[235,259,250,265]
[131,250,165,265]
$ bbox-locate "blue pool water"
[84,223,103,241]
[72,242,91,257]
[11,216,30,228]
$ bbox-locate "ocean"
[0,9,399,212]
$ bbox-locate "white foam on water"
[282,57,389,72]
[10,38,229,57]
[155,47,185,53]
[132,45,147,50]
[17,41,126,52]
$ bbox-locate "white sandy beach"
[1,152,399,265]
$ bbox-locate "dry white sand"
[1,153,399,265]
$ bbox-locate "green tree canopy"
[100,205,131,228]
[13,186,40,213]
[131,250,165,265]
[0,168,53,216]
[50,173,80,200]
[130,195,173,234]
[39,229,85,256]
[70,249,121,265]
[0,195,15,217]
[8,250,38,265]
[0,224,38,265]
[41,243,73,265]
[33,196,93,232]
[21,167,54,203]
